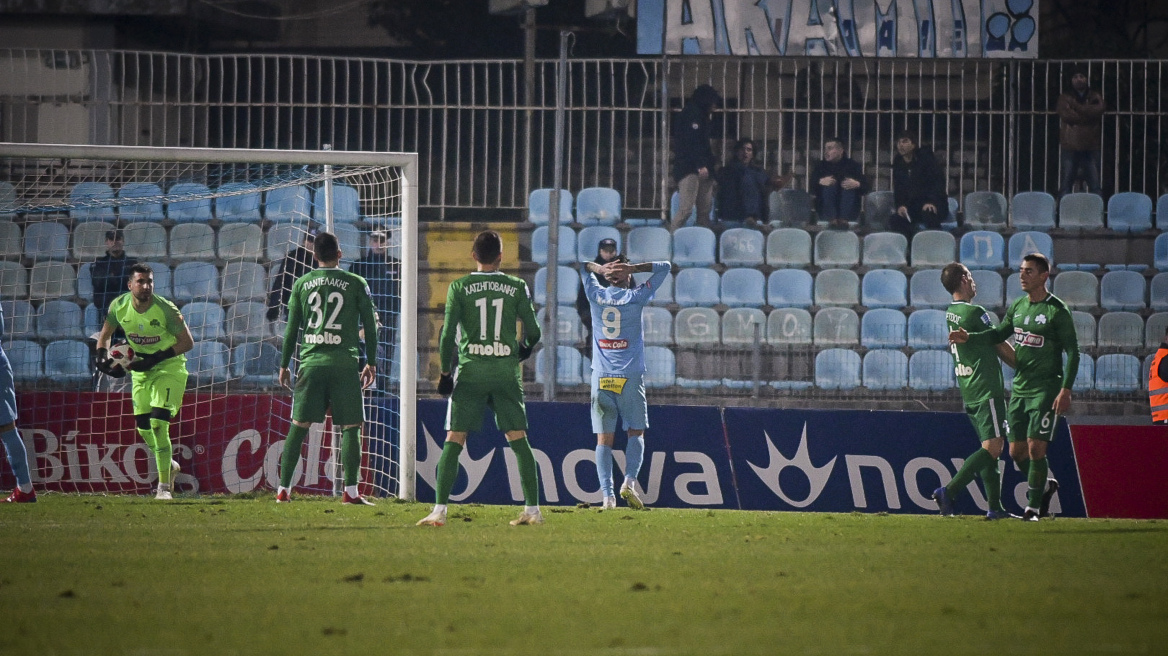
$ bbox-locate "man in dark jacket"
[670,84,720,230]
[1057,67,1105,197]
[716,138,789,225]
[888,131,948,238]
[348,230,401,394]
[91,230,137,324]
[575,238,620,359]
[266,226,317,322]
[811,138,868,229]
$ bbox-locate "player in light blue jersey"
[0,302,36,502]
[581,256,671,510]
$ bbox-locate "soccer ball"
[108,343,135,370]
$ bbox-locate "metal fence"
[2,50,1165,218]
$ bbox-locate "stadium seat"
[1107,192,1153,233]
[720,268,765,308]
[721,307,767,346]
[1153,273,1168,312]
[766,228,812,268]
[1145,313,1168,349]
[83,303,101,336]
[907,309,949,349]
[674,350,721,389]
[861,269,908,309]
[0,261,29,299]
[861,307,907,348]
[963,191,1008,228]
[575,187,621,226]
[265,185,312,223]
[1052,271,1099,310]
[674,307,720,346]
[534,345,585,386]
[1069,354,1094,393]
[231,341,280,386]
[768,188,813,226]
[861,232,908,268]
[182,301,226,341]
[186,340,231,385]
[669,190,713,228]
[627,227,672,262]
[531,225,577,265]
[172,261,221,302]
[909,350,955,391]
[1008,231,1054,270]
[814,269,860,307]
[69,182,116,222]
[118,182,165,221]
[29,262,76,300]
[576,226,620,262]
[1094,353,1141,393]
[863,191,895,231]
[23,222,71,261]
[37,300,83,340]
[224,301,270,341]
[959,230,1005,270]
[909,269,950,309]
[167,182,213,223]
[863,349,908,390]
[813,307,860,346]
[641,306,674,345]
[72,221,116,261]
[217,223,263,261]
[673,268,721,307]
[533,266,578,306]
[2,300,36,338]
[265,221,311,261]
[528,189,573,226]
[536,305,583,344]
[169,223,217,261]
[144,262,173,298]
[633,270,673,306]
[767,269,814,308]
[0,221,20,261]
[313,184,360,224]
[814,230,860,267]
[970,270,1004,312]
[909,230,956,269]
[1096,311,1143,350]
[1011,191,1056,230]
[1159,194,1168,229]
[672,226,716,267]
[44,339,90,383]
[1059,192,1105,230]
[719,228,765,266]
[6,339,43,381]
[767,308,813,345]
[1072,310,1098,349]
[1005,273,1024,306]
[122,222,167,259]
[644,346,677,388]
[332,223,360,267]
[1099,270,1146,311]
[815,348,861,390]
[215,182,262,223]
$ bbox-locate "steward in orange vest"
[1149,329,1168,424]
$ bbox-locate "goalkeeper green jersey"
[105,292,187,371]
[280,267,378,369]
[945,300,1005,404]
[967,292,1079,397]
[440,271,540,383]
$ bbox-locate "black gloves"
[128,347,176,372]
[517,341,534,362]
[266,306,280,321]
[437,373,454,397]
[94,348,126,378]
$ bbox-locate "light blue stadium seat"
[963,191,1008,228]
[1052,271,1099,310]
[37,300,83,340]
[674,268,721,307]
[167,182,213,223]
[265,221,310,261]
[644,346,676,388]
[313,184,361,224]
[531,225,577,265]
[30,262,77,300]
[1072,311,1097,349]
[44,339,91,383]
[766,228,812,268]
[7,339,43,381]
[1094,353,1141,393]
[333,223,361,267]
[2,300,36,338]
[862,191,895,231]
[1145,313,1168,349]
[170,223,217,261]
[1008,231,1054,270]
[173,262,221,302]
[943,197,959,230]
[909,230,955,269]
[863,349,908,390]
[537,305,583,344]
[1071,354,1095,393]
[533,265,578,306]
[118,182,165,222]
[861,269,907,309]
[767,308,813,346]
[767,269,813,308]
[231,341,280,386]
[0,221,20,261]
[1011,191,1056,230]
[528,189,573,226]
[123,222,167,260]
[577,226,620,262]
[1096,311,1143,349]
[23,222,70,261]
[907,309,948,349]
[1005,272,1023,306]
[642,306,674,345]
[669,190,713,227]
[814,230,860,267]
[1158,194,1168,229]
[815,348,861,390]
[721,307,767,346]
[187,340,231,385]
[143,262,173,298]
[1099,270,1146,311]
[1059,192,1105,230]
[861,307,907,348]
[69,182,116,222]
[719,228,765,266]
[1151,273,1168,312]
[0,261,29,300]
[910,269,951,309]
[71,221,116,261]
[971,270,1004,312]
[265,185,312,223]
[768,188,813,226]
[182,302,226,341]
[814,269,860,307]
[862,232,908,268]
[218,223,264,261]
[633,270,673,306]
[627,226,672,262]
[672,226,716,267]
[534,345,585,386]
[1107,192,1153,233]
[1157,235,1168,271]
[215,182,262,223]
[959,230,1005,270]
[909,350,955,391]
[813,307,860,346]
[720,268,765,308]
[575,187,621,226]
[224,301,269,340]
[674,307,720,347]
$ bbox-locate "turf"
[1,495,1165,655]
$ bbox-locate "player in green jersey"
[934,263,1017,519]
[417,230,542,527]
[275,231,379,505]
[950,253,1078,521]
[96,263,193,500]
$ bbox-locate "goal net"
[0,143,417,500]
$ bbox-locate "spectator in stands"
[266,224,318,322]
[1057,66,1105,197]
[348,230,401,394]
[715,138,790,226]
[888,131,948,238]
[1149,326,1168,424]
[670,84,721,230]
[576,237,621,359]
[811,138,867,229]
[90,230,136,325]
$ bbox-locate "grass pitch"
[1,495,1165,655]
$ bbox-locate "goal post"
[0,142,418,501]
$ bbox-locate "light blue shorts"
[590,370,648,434]
[0,353,16,426]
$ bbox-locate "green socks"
[341,426,362,487]
[435,441,464,505]
[279,424,310,489]
[138,419,173,485]
[1027,457,1049,509]
[946,448,995,497]
[508,437,540,506]
[980,461,1004,512]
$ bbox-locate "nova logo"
[955,364,973,377]
[747,422,836,508]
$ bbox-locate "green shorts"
[446,376,528,433]
[1007,391,1062,442]
[965,397,1010,443]
[131,364,188,417]
[292,362,365,425]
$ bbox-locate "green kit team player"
[950,253,1078,521]
[96,263,193,500]
[934,263,1017,519]
[276,231,379,505]
[417,230,542,527]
